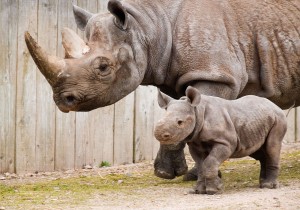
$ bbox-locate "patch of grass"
[99,161,111,167]
[0,151,299,208]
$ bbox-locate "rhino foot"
[193,180,206,194]
[205,176,223,195]
[183,167,198,181]
[183,167,222,181]
[154,142,187,179]
[260,180,279,189]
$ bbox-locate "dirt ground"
[1,143,300,210]
[80,182,300,210]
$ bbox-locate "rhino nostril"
[65,95,76,104]
[163,133,170,139]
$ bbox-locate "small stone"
[117,180,123,184]
[0,176,6,180]
[84,165,93,169]
[183,192,188,195]
[10,174,18,179]
[65,170,74,174]
[4,172,10,177]
[126,173,132,177]
[0,206,5,210]
[53,187,60,191]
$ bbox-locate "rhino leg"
[250,149,267,184]
[154,142,187,179]
[259,120,285,189]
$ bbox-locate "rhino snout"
[55,92,81,113]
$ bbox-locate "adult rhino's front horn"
[24,31,66,86]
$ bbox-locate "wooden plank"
[152,88,165,159]
[35,0,58,172]
[88,1,115,168]
[55,0,77,171]
[113,92,135,165]
[98,0,109,11]
[284,108,296,143]
[296,108,299,142]
[0,0,18,173]
[75,0,99,168]
[134,86,156,162]
[15,0,38,174]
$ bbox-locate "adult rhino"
[25,0,300,180]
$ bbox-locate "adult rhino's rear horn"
[61,27,90,59]
[24,31,66,85]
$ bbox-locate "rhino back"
[198,95,285,157]
[226,96,286,157]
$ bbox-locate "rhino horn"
[24,31,66,85]
[62,27,90,59]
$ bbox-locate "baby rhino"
[154,86,287,195]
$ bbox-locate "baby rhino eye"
[177,120,183,126]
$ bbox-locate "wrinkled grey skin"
[25,0,300,180]
[155,86,287,194]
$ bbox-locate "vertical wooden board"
[152,88,165,159]
[15,0,38,174]
[0,0,17,173]
[98,0,109,11]
[87,0,115,168]
[91,105,114,167]
[83,0,99,167]
[0,0,10,173]
[296,108,299,142]
[284,109,296,143]
[55,0,77,171]
[75,0,99,168]
[113,92,135,165]
[35,0,58,172]
[134,86,156,162]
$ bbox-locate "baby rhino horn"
[61,27,90,59]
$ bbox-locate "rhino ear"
[185,86,201,107]
[73,5,94,31]
[157,89,173,109]
[108,0,128,30]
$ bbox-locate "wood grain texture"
[134,86,156,162]
[35,0,58,172]
[55,0,77,171]
[284,109,296,143]
[15,0,38,173]
[0,0,18,173]
[113,92,135,165]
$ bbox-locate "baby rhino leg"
[249,150,267,184]
[202,144,231,194]
[260,119,287,189]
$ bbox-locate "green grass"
[0,151,299,207]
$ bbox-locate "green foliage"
[99,161,111,167]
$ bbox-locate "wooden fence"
[0,0,299,174]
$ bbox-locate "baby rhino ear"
[157,89,173,109]
[185,86,201,107]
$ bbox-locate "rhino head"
[25,0,147,112]
[154,87,201,145]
